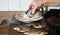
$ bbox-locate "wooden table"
[0,11,59,35]
[0,11,20,20]
[0,11,22,35]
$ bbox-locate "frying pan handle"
[25,9,31,14]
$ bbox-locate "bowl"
[15,11,43,23]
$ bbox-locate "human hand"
[29,0,47,14]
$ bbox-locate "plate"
[15,11,43,23]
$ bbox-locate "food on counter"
[28,13,35,18]
[22,27,30,32]
[24,30,48,35]
[24,23,46,29]
[40,32,48,35]
[13,27,21,32]
[28,16,32,18]
[13,26,30,32]
[32,24,46,28]
[13,27,25,32]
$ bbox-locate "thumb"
[29,3,33,9]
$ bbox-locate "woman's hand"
[29,0,47,14]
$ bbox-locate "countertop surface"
[0,11,60,35]
[0,11,24,35]
[0,11,20,20]
[0,11,59,23]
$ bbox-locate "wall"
[0,0,60,11]
[9,0,20,11]
[0,0,32,11]
[20,0,32,11]
[0,0,20,11]
[0,0,8,11]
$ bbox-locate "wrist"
[44,0,48,4]
[44,0,60,6]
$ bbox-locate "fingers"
[29,2,38,14]
[29,4,32,9]
[32,6,37,14]
[28,1,44,14]
[29,2,33,9]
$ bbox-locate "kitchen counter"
[0,11,59,25]
[0,11,20,20]
[0,11,59,35]
[0,11,21,35]
[0,11,49,35]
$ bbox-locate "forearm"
[45,0,60,6]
